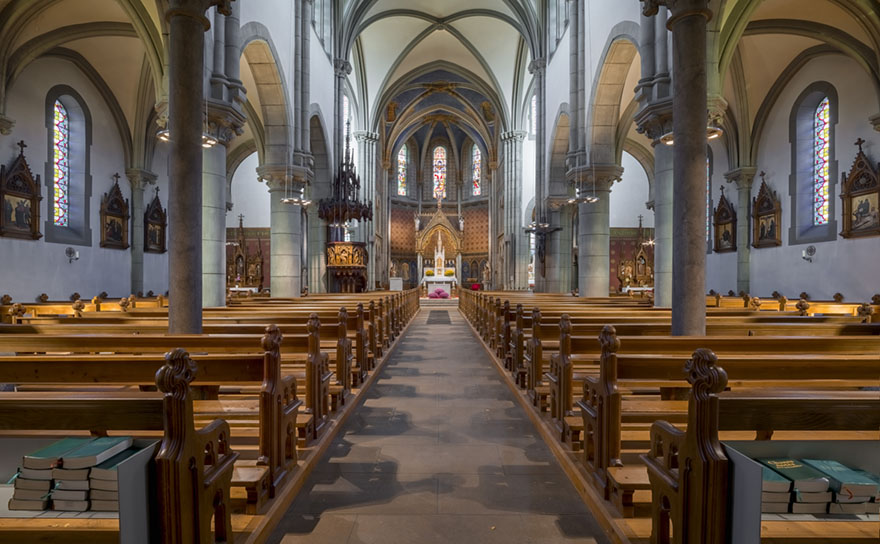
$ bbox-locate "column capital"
[870,113,880,132]
[724,166,758,191]
[708,94,728,128]
[353,130,379,143]
[166,0,233,28]
[634,98,674,143]
[334,58,352,77]
[125,168,158,191]
[258,164,310,191]
[0,114,14,135]
[501,130,527,142]
[206,98,247,145]
[641,0,712,26]
[568,163,624,190]
[528,58,546,75]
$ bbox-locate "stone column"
[725,167,756,295]
[224,0,244,105]
[267,182,303,298]
[652,143,674,307]
[333,59,352,171]
[210,9,227,99]
[577,168,621,297]
[530,58,547,219]
[165,0,234,334]
[126,169,157,296]
[643,0,712,335]
[501,131,527,289]
[634,10,674,308]
[355,131,378,289]
[202,144,227,307]
[306,205,327,293]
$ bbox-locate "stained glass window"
[397,145,407,196]
[706,156,711,240]
[52,100,70,227]
[433,146,447,199]
[813,96,830,225]
[472,145,481,196]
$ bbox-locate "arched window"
[433,146,447,199]
[397,145,407,196]
[52,100,70,227]
[813,97,830,225]
[472,144,481,196]
[789,82,837,245]
[45,86,92,246]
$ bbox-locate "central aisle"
[268,306,609,544]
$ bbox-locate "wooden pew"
[0,351,235,544]
[641,351,880,544]
[575,325,880,516]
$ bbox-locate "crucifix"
[855,137,865,153]
[112,172,121,186]
[16,140,26,155]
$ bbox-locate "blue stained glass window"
[397,145,407,196]
[433,146,447,199]
[472,145,481,196]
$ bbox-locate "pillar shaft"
[269,184,303,298]
[307,206,327,293]
[578,187,612,297]
[202,144,227,307]
[669,3,710,335]
[653,143,673,307]
[167,7,208,334]
[126,169,156,296]
[725,167,756,295]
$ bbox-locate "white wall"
[227,152,270,228]
[708,54,880,300]
[143,144,170,296]
[0,57,139,300]
[706,138,736,293]
[611,151,654,228]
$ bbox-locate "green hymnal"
[89,447,141,481]
[802,459,880,500]
[22,437,95,469]
[758,458,829,493]
[762,467,791,492]
[60,436,133,470]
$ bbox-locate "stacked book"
[8,436,133,512]
[759,457,880,515]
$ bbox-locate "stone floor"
[267,308,610,544]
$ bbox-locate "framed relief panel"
[840,138,880,239]
[713,186,737,253]
[100,173,129,249]
[752,173,782,248]
[0,141,42,240]
[144,187,166,253]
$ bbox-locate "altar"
[421,231,456,296]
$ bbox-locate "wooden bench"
[0,351,235,544]
[642,351,880,543]
[575,325,880,516]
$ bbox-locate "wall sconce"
[802,245,816,263]
[65,247,79,263]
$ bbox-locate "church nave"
[268,305,607,544]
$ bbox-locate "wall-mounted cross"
[16,140,26,155]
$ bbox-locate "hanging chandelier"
[318,121,372,227]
